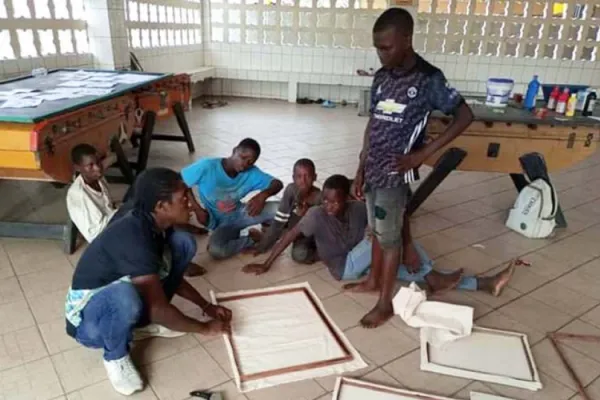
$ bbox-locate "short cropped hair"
[71,144,97,165]
[131,167,183,213]
[373,7,414,36]
[237,138,261,158]
[293,158,316,175]
[323,174,351,196]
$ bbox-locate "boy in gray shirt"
[254,159,321,263]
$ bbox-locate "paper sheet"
[392,282,473,347]
[588,116,600,122]
[84,81,119,88]
[0,98,43,108]
[58,81,89,88]
[116,73,154,84]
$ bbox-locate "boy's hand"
[352,170,365,200]
[296,201,309,217]
[395,149,427,175]
[242,262,270,275]
[201,319,231,335]
[203,304,233,322]
[246,194,267,216]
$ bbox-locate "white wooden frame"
[470,392,515,400]
[420,326,542,391]
[211,283,367,392]
[331,377,459,400]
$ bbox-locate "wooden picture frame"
[420,326,542,391]
[331,377,459,400]
[470,392,516,400]
[211,283,367,392]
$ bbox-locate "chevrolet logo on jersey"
[374,99,406,123]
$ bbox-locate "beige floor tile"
[28,289,68,325]
[535,236,600,271]
[144,346,229,400]
[418,231,468,259]
[279,271,341,300]
[568,376,600,400]
[383,350,472,397]
[18,264,73,300]
[580,305,600,329]
[320,293,369,331]
[360,368,403,388]
[452,381,498,400]
[0,244,14,280]
[3,239,72,276]
[475,310,547,345]
[0,326,48,371]
[66,379,158,399]
[474,232,550,263]
[529,281,599,317]
[461,284,522,310]
[201,380,249,400]
[532,338,600,391]
[434,246,505,276]
[557,320,600,363]
[0,276,25,305]
[261,258,323,284]
[51,346,106,392]
[205,264,272,293]
[0,357,64,400]
[555,258,600,301]
[130,334,199,366]
[202,337,236,379]
[343,323,418,365]
[244,379,326,400]
[498,295,574,333]
[38,318,80,355]
[442,217,508,247]
[0,299,36,335]
[486,372,574,400]
[518,251,581,280]
[411,213,456,238]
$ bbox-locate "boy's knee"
[170,231,197,261]
[291,245,312,264]
[208,239,229,260]
[111,283,143,322]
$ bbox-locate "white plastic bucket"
[486,78,514,108]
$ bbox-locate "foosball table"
[0,69,197,253]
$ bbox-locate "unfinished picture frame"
[420,326,542,391]
[470,392,516,400]
[211,283,367,392]
[331,377,459,400]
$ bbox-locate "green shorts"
[364,184,409,249]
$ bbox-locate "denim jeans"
[340,238,478,290]
[75,230,197,361]
[208,201,279,259]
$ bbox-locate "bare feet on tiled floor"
[2,99,600,399]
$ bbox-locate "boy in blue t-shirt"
[182,138,283,259]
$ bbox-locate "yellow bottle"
[565,93,577,117]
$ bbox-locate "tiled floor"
[2,98,600,400]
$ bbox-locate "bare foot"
[402,241,420,274]
[185,262,207,277]
[360,303,394,328]
[425,269,463,294]
[482,262,516,297]
[343,279,380,293]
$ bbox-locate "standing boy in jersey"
[351,8,474,328]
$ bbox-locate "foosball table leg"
[110,137,135,185]
[173,102,196,153]
[134,110,156,174]
[515,152,567,228]
[406,147,468,217]
[63,217,79,255]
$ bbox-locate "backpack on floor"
[505,178,557,239]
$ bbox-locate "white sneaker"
[133,323,187,341]
[103,355,143,396]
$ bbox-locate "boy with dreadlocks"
[65,168,232,396]
[351,8,474,328]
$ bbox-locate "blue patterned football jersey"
[365,54,464,189]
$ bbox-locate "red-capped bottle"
[547,86,560,110]
[555,88,570,114]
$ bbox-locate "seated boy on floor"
[243,174,515,297]
[65,168,232,396]
[66,143,205,276]
[253,158,321,263]
[182,138,284,260]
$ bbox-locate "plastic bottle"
[556,88,570,114]
[583,90,597,117]
[565,93,577,117]
[547,86,560,110]
[524,75,540,110]
[576,89,589,111]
